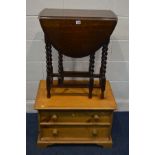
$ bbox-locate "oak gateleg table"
[39,9,117,99]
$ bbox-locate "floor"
[26,112,129,155]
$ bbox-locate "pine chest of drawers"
[34,80,117,147]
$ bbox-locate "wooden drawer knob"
[51,114,58,121]
[92,129,98,137]
[94,114,100,121]
[52,129,58,136]
[72,113,75,117]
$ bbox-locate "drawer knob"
[94,114,99,121]
[52,129,58,136]
[72,113,75,117]
[92,129,98,136]
[52,114,58,121]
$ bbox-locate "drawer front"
[40,125,111,140]
[39,110,112,123]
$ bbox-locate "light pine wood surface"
[35,80,116,147]
[34,80,117,110]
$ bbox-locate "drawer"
[39,110,112,124]
[40,125,111,140]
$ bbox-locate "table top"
[39,9,117,20]
[34,80,117,110]
[39,9,117,58]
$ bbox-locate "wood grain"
[39,9,117,99]
[39,110,112,123]
[39,9,117,58]
[34,80,117,110]
[35,80,116,148]
[39,9,117,20]
[37,134,112,148]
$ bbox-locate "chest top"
[39,8,117,20]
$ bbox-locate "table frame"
[45,38,110,99]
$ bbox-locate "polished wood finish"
[39,9,117,98]
[100,39,109,99]
[45,43,53,98]
[34,80,117,147]
[39,9,117,58]
[34,80,117,110]
[40,125,110,139]
[39,110,112,124]
[39,9,118,19]
[89,53,95,98]
[58,52,64,85]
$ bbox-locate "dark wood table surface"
[38,9,117,99]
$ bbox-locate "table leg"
[58,52,64,85]
[45,43,53,98]
[100,43,108,99]
[88,53,95,98]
